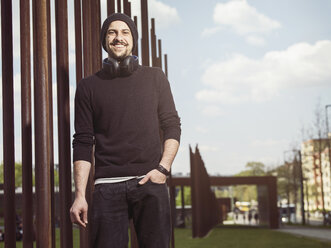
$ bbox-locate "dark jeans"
[90,178,171,248]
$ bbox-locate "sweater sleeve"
[157,70,181,143]
[72,80,94,163]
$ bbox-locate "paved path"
[277,225,331,242]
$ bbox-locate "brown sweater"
[72,65,181,179]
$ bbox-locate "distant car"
[324,212,331,225]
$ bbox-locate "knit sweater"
[72,65,181,179]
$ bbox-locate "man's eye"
[123,31,130,35]
[108,30,115,35]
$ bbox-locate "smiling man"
[69,13,181,248]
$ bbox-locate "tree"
[0,162,23,188]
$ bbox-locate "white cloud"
[213,0,281,35]
[245,35,265,46]
[131,0,180,29]
[201,26,222,37]
[200,105,223,117]
[196,40,331,104]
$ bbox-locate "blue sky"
[0,0,331,176]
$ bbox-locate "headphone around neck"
[102,55,139,78]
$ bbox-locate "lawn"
[1,225,331,248]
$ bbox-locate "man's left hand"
[138,169,167,185]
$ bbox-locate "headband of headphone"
[102,56,139,78]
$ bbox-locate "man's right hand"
[70,197,88,228]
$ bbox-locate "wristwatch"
[156,164,170,176]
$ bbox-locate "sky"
[0,0,331,176]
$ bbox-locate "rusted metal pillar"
[140,0,149,66]
[45,1,56,246]
[32,0,52,247]
[107,0,115,16]
[181,185,185,227]
[20,0,34,247]
[133,16,139,56]
[55,0,73,247]
[117,0,122,12]
[150,18,157,67]
[123,0,131,17]
[91,0,102,73]
[268,177,279,228]
[80,0,94,247]
[75,0,83,82]
[164,54,168,78]
[158,39,162,69]
[1,0,16,247]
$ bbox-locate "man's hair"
[100,13,138,53]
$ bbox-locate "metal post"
[20,0,34,247]
[46,1,56,246]
[32,0,52,246]
[108,0,115,16]
[140,0,149,66]
[158,39,162,69]
[117,0,122,12]
[298,151,305,225]
[1,0,16,246]
[133,16,138,56]
[75,0,83,82]
[325,105,331,194]
[164,54,168,77]
[55,0,73,247]
[91,0,102,73]
[151,18,157,67]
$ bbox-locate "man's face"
[106,20,133,60]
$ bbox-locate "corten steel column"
[32,0,52,247]
[80,0,94,247]
[117,0,122,12]
[133,16,138,56]
[55,0,74,247]
[158,40,162,69]
[267,177,279,228]
[140,0,149,66]
[1,0,16,247]
[298,151,305,225]
[150,18,157,67]
[75,0,83,82]
[189,146,197,237]
[20,0,34,247]
[46,1,56,246]
[123,0,131,17]
[164,54,168,78]
[107,0,115,16]
[91,0,102,73]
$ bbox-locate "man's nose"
[115,33,124,42]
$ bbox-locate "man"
[70,13,181,248]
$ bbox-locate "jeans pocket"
[98,183,125,200]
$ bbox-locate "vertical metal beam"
[20,0,34,247]
[91,0,102,73]
[46,1,56,246]
[32,0,52,247]
[81,0,94,247]
[75,0,83,82]
[123,0,130,16]
[268,177,279,228]
[158,39,162,69]
[140,0,149,66]
[108,0,115,16]
[117,0,122,13]
[133,16,138,56]
[164,54,168,78]
[1,0,16,246]
[55,0,74,247]
[150,18,157,67]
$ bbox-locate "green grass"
[174,225,331,248]
[1,225,331,247]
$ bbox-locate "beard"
[107,41,132,61]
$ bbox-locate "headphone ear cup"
[120,56,139,76]
[102,57,120,77]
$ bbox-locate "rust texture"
[1,0,16,246]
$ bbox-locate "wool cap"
[100,13,138,53]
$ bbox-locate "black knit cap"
[100,13,138,53]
